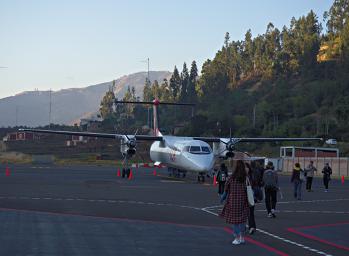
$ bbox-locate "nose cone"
[193,155,214,172]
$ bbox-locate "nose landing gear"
[197,173,205,183]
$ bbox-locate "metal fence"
[282,157,349,177]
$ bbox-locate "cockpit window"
[189,146,201,153]
[201,146,211,153]
[186,146,211,154]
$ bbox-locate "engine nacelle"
[120,136,137,157]
[213,141,235,159]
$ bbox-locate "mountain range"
[0,71,171,127]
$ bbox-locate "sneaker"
[232,239,241,245]
[324,189,328,192]
[239,237,245,244]
[268,213,273,218]
[249,228,256,235]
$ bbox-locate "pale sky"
[0,0,334,99]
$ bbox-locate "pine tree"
[143,78,152,101]
[169,66,181,101]
[188,61,198,102]
[99,90,115,120]
[180,62,189,102]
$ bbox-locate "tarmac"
[0,163,348,256]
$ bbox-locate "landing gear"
[197,173,205,183]
[168,167,187,178]
[122,168,130,178]
[121,154,131,179]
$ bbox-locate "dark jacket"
[291,168,303,182]
[322,166,332,179]
[217,167,228,182]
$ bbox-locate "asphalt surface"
[0,163,348,256]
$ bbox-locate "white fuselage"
[150,136,214,173]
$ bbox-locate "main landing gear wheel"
[197,174,205,183]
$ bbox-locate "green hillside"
[98,0,349,155]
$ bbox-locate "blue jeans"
[293,180,302,200]
[232,223,246,237]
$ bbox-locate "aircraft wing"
[193,137,323,143]
[19,129,163,141]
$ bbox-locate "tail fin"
[115,99,195,136]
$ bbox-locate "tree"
[324,0,349,36]
[179,62,189,102]
[188,61,198,102]
[169,66,181,100]
[99,90,115,120]
[143,78,152,101]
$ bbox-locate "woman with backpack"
[217,163,228,195]
[245,162,263,235]
[263,161,279,218]
[291,163,305,200]
[220,160,249,245]
[322,163,332,192]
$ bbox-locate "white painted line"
[255,210,349,214]
[201,207,333,256]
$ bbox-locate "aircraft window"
[189,146,201,153]
[201,146,211,153]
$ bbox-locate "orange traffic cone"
[117,169,121,177]
[213,175,217,186]
[153,169,157,176]
[342,175,345,185]
[5,166,10,177]
[128,169,133,180]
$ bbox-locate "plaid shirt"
[220,177,249,224]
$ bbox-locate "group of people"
[217,160,333,246]
[291,161,333,199]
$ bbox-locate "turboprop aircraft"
[21,99,325,182]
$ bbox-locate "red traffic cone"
[5,166,10,177]
[213,175,217,186]
[128,169,133,180]
[117,169,121,177]
[153,169,157,176]
[342,175,345,184]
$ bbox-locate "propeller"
[120,130,138,148]
[219,128,241,158]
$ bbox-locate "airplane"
[20,99,325,182]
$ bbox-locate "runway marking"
[203,198,349,211]
[288,222,349,252]
[0,196,201,210]
[223,227,289,256]
[256,210,349,214]
[201,207,333,256]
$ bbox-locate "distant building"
[280,146,339,158]
[3,132,40,142]
[80,116,102,131]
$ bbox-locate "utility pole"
[15,106,18,127]
[141,58,151,128]
[49,88,52,127]
[253,104,256,128]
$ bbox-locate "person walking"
[322,163,332,192]
[305,161,317,192]
[263,161,278,218]
[217,163,228,195]
[291,163,305,200]
[220,160,249,245]
[245,162,263,235]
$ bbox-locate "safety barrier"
[282,157,349,177]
